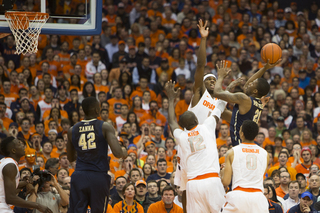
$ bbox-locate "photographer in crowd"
[26,169,69,213]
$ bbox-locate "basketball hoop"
[5,12,49,55]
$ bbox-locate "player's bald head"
[179,111,198,129]
[82,97,100,116]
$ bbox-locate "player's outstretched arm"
[214,61,250,105]
[191,19,208,107]
[221,149,234,187]
[67,127,77,163]
[103,122,127,159]
[3,164,53,213]
[244,59,281,89]
[165,80,180,133]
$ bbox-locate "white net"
[5,12,49,55]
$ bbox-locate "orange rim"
[5,12,49,21]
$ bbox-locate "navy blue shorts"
[69,171,110,213]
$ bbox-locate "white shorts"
[174,163,187,191]
[222,190,268,213]
[187,177,226,213]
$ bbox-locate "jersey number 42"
[78,132,97,150]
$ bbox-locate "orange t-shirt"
[139,112,167,127]
[216,138,227,149]
[107,98,129,116]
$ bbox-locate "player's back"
[230,96,263,146]
[72,119,109,172]
[179,116,220,179]
[232,143,267,191]
[188,89,217,124]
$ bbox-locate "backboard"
[0,0,102,35]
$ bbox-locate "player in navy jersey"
[67,97,127,213]
[214,60,281,146]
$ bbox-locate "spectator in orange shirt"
[263,127,276,147]
[0,102,13,131]
[156,58,175,81]
[295,148,319,177]
[175,89,192,121]
[108,87,129,116]
[216,124,229,149]
[52,136,66,157]
[16,56,37,77]
[229,3,242,21]
[150,21,165,43]
[1,81,19,107]
[275,171,290,198]
[62,53,78,80]
[288,77,305,96]
[147,186,183,213]
[113,183,145,213]
[140,101,167,127]
[130,77,157,102]
[219,35,231,57]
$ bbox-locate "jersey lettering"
[202,100,216,110]
[188,134,206,153]
[242,148,259,154]
[246,154,257,170]
[78,132,96,150]
[253,109,262,123]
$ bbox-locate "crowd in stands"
[1,0,320,212]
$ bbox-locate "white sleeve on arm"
[173,129,183,145]
[211,106,223,119]
[215,99,228,115]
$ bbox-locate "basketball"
[260,43,282,64]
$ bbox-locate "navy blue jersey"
[230,96,263,146]
[72,119,109,172]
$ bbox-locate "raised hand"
[165,80,180,101]
[264,59,282,70]
[197,19,209,38]
[261,96,270,108]
[216,60,231,79]
[226,77,245,92]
